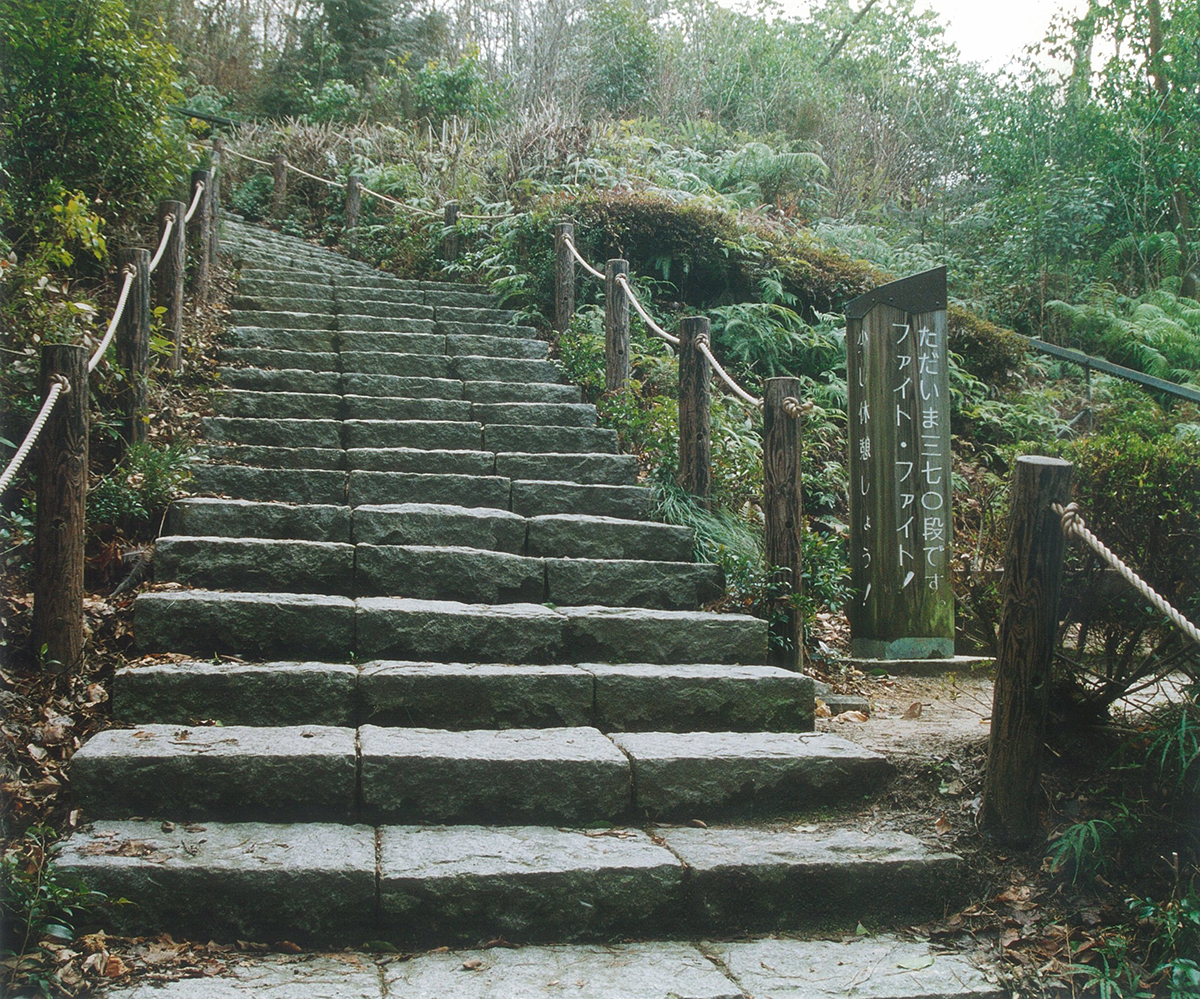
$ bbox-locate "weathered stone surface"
[115,661,358,726]
[201,445,345,470]
[340,373,464,399]
[359,662,592,729]
[611,731,890,815]
[346,447,493,474]
[168,498,351,542]
[560,606,767,665]
[360,726,629,822]
[526,514,693,561]
[665,827,962,931]
[461,380,581,404]
[356,545,544,602]
[453,356,565,384]
[338,315,438,335]
[213,390,341,420]
[352,503,525,552]
[495,452,638,486]
[337,331,444,354]
[438,321,539,339]
[230,294,335,312]
[546,558,723,610]
[99,955,384,999]
[340,351,451,378]
[343,419,482,451]
[155,537,355,594]
[483,424,618,454]
[341,395,472,422]
[58,821,375,942]
[709,937,1003,999]
[444,334,548,359]
[136,590,355,659]
[347,471,510,509]
[434,305,521,325]
[511,481,651,519]
[356,598,563,661]
[229,314,334,335]
[202,417,343,448]
[218,348,340,372]
[189,465,347,505]
[473,403,596,428]
[72,725,356,820]
[218,367,341,394]
[333,300,434,320]
[378,826,683,942]
[384,943,738,998]
[583,664,814,733]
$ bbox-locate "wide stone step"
[114,661,813,732]
[58,821,964,945]
[226,326,337,350]
[347,447,494,475]
[71,724,883,823]
[155,536,356,593]
[342,395,473,421]
[483,424,619,454]
[337,314,438,335]
[473,402,596,427]
[189,464,346,504]
[212,389,342,420]
[341,373,465,399]
[526,513,694,560]
[135,592,764,663]
[218,347,339,371]
[347,470,512,509]
[201,444,345,469]
[343,419,482,450]
[168,498,352,541]
[229,312,337,332]
[202,416,344,448]
[462,379,582,403]
[337,330,445,354]
[496,452,637,485]
[218,367,342,393]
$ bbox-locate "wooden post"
[272,154,288,219]
[155,199,186,371]
[189,169,212,305]
[209,137,223,265]
[554,222,575,333]
[678,316,712,507]
[605,258,630,391]
[344,175,362,243]
[442,200,459,261]
[116,248,151,445]
[33,344,88,671]
[980,455,1074,845]
[764,377,806,669]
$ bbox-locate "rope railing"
[696,334,763,409]
[224,147,273,169]
[360,185,441,217]
[183,180,206,223]
[1054,502,1200,646]
[287,161,344,189]
[147,214,175,273]
[615,273,680,346]
[0,377,69,496]
[87,265,136,373]
[562,234,605,280]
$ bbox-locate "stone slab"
[189,465,347,505]
[114,661,358,726]
[343,419,482,451]
[445,334,549,359]
[154,537,355,594]
[495,451,638,486]
[346,447,493,475]
[359,725,630,822]
[97,955,383,999]
[483,425,618,454]
[511,480,652,519]
[340,374,464,400]
[201,445,346,470]
[218,348,340,372]
[341,396,472,422]
[454,356,565,384]
[213,390,341,421]
[72,725,357,821]
[136,590,356,659]
[560,606,767,665]
[378,825,683,942]
[347,470,510,509]
[583,664,814,733]
[168,499,351,542]
[526,514,693,561]
[845,655,995,677]
[355,545,544,602]
[202,417,343,449]
[546,558,723,610]
[612,731,890,815]
[340,351,450,378]
[358,662,592,729]
[338,315,438,335]
[337,331,444,354]
[472,402,596,427]
[58,821,375,942]
[217,368,341,394]
[351,503,525,552]
[461,380,582,404]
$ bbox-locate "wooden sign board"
[845,267,954,659]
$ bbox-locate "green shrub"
[87,441,193,529]
[230,173,274,221]
[947,304,1028,383]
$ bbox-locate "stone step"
[232,297,437,321]
[71,724,882,823]
[495,452,638,485]
[511,480,653,519]
[436,320,540,339]
[219,347,340,371]
[352,503,527,551]
[347,471,512,509]
[443,334,548,358]
[168,498,352,542]
[218,367,342,393]
[346,447,495,475]
[229,311,337,332]
[202,416,344,448]
[482,424,618,453]
[114,661,813,732]
[201,444,345,469]
[154,536,356,593]
[59,821,967,947]
[340,373,465,399]
[462,379,582,404]
[337,330,446,354]
[341,449,636,484]
[343,419,482,450]
[135,592,765,664]
[212,390,342,420]
[226,327,337,350]
[189,464,346,504]
[473,402,596,427]
[342,395,473,421]
[526,513,694,560]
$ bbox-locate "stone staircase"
[61,221,998,996]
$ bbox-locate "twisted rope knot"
[51,375,71,396]
[782,397,813,419]
[695,331,711,347]
[1053,501,1083,538]
[122,263,137,278]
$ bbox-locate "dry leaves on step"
[814,698,832,718]
[834,710,869,723]
[901,701,924,720]
[461,958,483,971]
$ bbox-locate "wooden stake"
[605,258,630,391]
[189,169,211,304]
[33,344,88,671]
[209,137,223,265]
[116,248,151,445]
[442,201,459,261]
[554,222,575,333]
[344,175,362,246]
[272,154,288,219]
[980,455,1074,845]
[764,377,805,669]
[678,316,712,507]
[155,200,186,371]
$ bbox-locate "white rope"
[615,273,680,346]
[183,181,205,223]
[88,266,136,373]
[696,335,763,409]
[286,160,345,189]
[1054,502,1200,645]
[360,185,442,218]
[782,396,813,419]
[147,214,175,273]
[224,147,274,169]
[562,235,605,280]
[0,378,68,496]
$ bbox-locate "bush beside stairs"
[61,220,1001,998]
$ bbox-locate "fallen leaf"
[103,955,130,977]
[835,710,869,723]
[935,814,952,836]
[275,941,301,953]
[688,819,707,828]
[461,957,483,971]
[814,698,832,718]
[896,954,935,970]
[901,701,923,720]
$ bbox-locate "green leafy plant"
[87,440,193,528]
[1048,818,1121,883]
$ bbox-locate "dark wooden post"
[442,200,459,261]
[554,222,575,333]
[155,199,186,371]
[33,344,88,671]
[678,316,712,507]
[344,175,362,243]
[764,377,806,669]
[272,154,288,219]
[604,258,630,391]
[188,169,212,304]
[209,137,223,265]
[980,455,1074,845]
[116,248,151,444]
